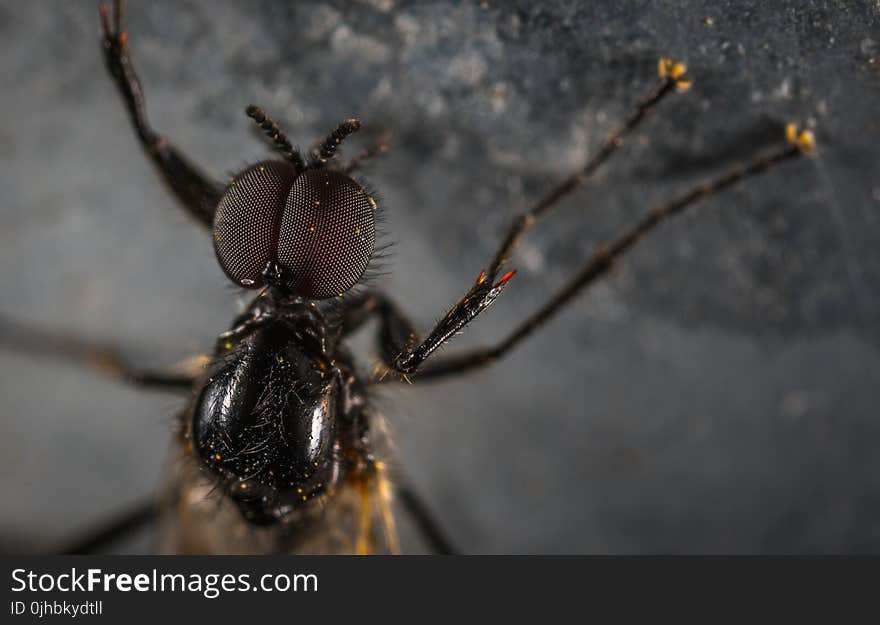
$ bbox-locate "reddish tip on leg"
[99,3,109,34]
[495,270,517,286]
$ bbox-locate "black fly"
[0,1,815,554]
[94,0,515,554]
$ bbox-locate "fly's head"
[212,161,378,299]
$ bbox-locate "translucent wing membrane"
[213,160,299,288]
[278,170,376,299]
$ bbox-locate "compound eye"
[213,161,299,288]
[277,170,376,299]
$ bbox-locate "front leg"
[99,0,224,227]
[390,271,515,375]
[0,312,199,391]
[338,271,514,380]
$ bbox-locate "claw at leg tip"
[786,123,816,154]
[658,57,692,92]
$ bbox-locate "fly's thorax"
[191,317,345,525]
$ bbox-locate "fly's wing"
[153,415,400,555]
[287,461,400,556]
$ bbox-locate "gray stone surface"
[1,0,878,553]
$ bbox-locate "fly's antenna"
[311,118,362,168]
[245,105,307,173]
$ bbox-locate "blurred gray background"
[1,0,879,553]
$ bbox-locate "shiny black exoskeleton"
[192,291,368,525]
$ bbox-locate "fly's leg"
[336,292,417,380]
[56,498,159,554]
[362,459,456,554]
[340,130,392,174]
[359,57,813,380]
[373,60,692,377]
[482,59,692,281]
[53,486,182,554]
[412,125,817,380]
[99,0,224,227]
[395,482,458,555]
[338,278,514,383]
[0,313,201,391]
